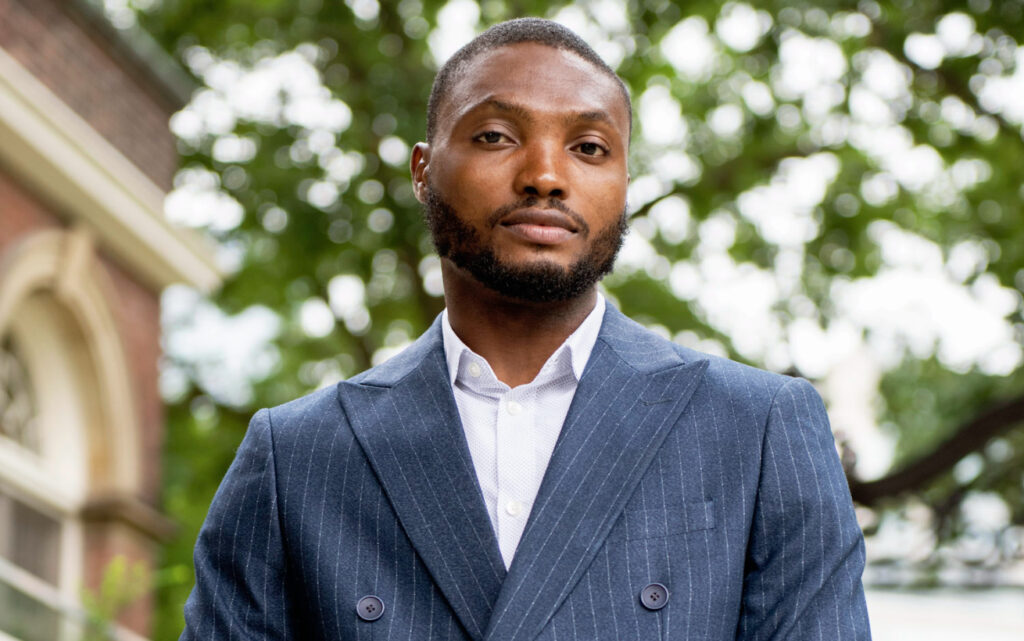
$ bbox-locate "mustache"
[486,197,590,236]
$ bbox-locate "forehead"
[440,42,629,134]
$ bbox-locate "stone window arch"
[0,227,142,638]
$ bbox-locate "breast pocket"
[606,499,716,542]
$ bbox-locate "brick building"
[0,0,218,638]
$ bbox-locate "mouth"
[498,208,580,245]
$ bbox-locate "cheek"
[583,178,627,217]
[577,162,627,197]
[440,161,511,207]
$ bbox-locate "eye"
[475,131,509,144]
[574,141,608,157]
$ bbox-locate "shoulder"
[264,384,342,425]
[254,384,349,453]
[600,305,797,409]
[247,319,444,456]
[265,316,444,426]
[671,341,818,436]
[678,342,799,405]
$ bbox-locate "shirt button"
[505,500,523,516]
[356,595,385,621]
[468,362,482,378]
[506,400,523,415]
[639,583,669,611]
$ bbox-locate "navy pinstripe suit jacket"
[181,305,871,640]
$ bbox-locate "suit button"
[640,583,669,611]
[356,595,385,621]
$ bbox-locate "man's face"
[412,43,631,303]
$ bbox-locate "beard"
[422,185,628,303]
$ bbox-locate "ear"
[410,142,431,204]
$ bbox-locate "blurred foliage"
[80,556,150,641]
[131,0,1024,634]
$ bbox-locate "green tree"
[81,557,150,641]
[127,0,1024,635]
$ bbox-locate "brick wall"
[0,169,163,484]
[0,166,163,634]
[102,250,164,505]
[0,0,180,191]
[0,167,62,243]
[0,3,185,633]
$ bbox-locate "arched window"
[0,229,143,641]
[0,309,80,640]
[0,333,65,640]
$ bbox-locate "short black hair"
[425,18,632,142]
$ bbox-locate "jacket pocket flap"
[608,499,716,542]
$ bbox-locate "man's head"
[412,19,632,304]
[426,18,632,143]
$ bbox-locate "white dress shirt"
[441,294,606,568]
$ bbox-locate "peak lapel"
[484,308,708,641]
[339,323,505,641]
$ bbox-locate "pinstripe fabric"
[181,305,871,640]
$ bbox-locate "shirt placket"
[494,387,534,566]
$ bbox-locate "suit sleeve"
[181,408,297,640]
[736,377,872,641]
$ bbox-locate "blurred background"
[1,0,1022,638]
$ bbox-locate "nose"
[513,140,567,200]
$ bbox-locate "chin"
[455,250,607,304]
[496,250,575,273]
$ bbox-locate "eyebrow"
[477,98,535,122]
[466,98,615,129]
[566,110,615,127]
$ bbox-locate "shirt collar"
[441,293,606,386]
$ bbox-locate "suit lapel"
[484,307,708,641]
[339,321,506,641]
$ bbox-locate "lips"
[498,208,580,245]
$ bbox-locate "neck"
[442,260,598,387]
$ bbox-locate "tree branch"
[848,393,1024,505]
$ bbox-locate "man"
[182,18,871,641]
